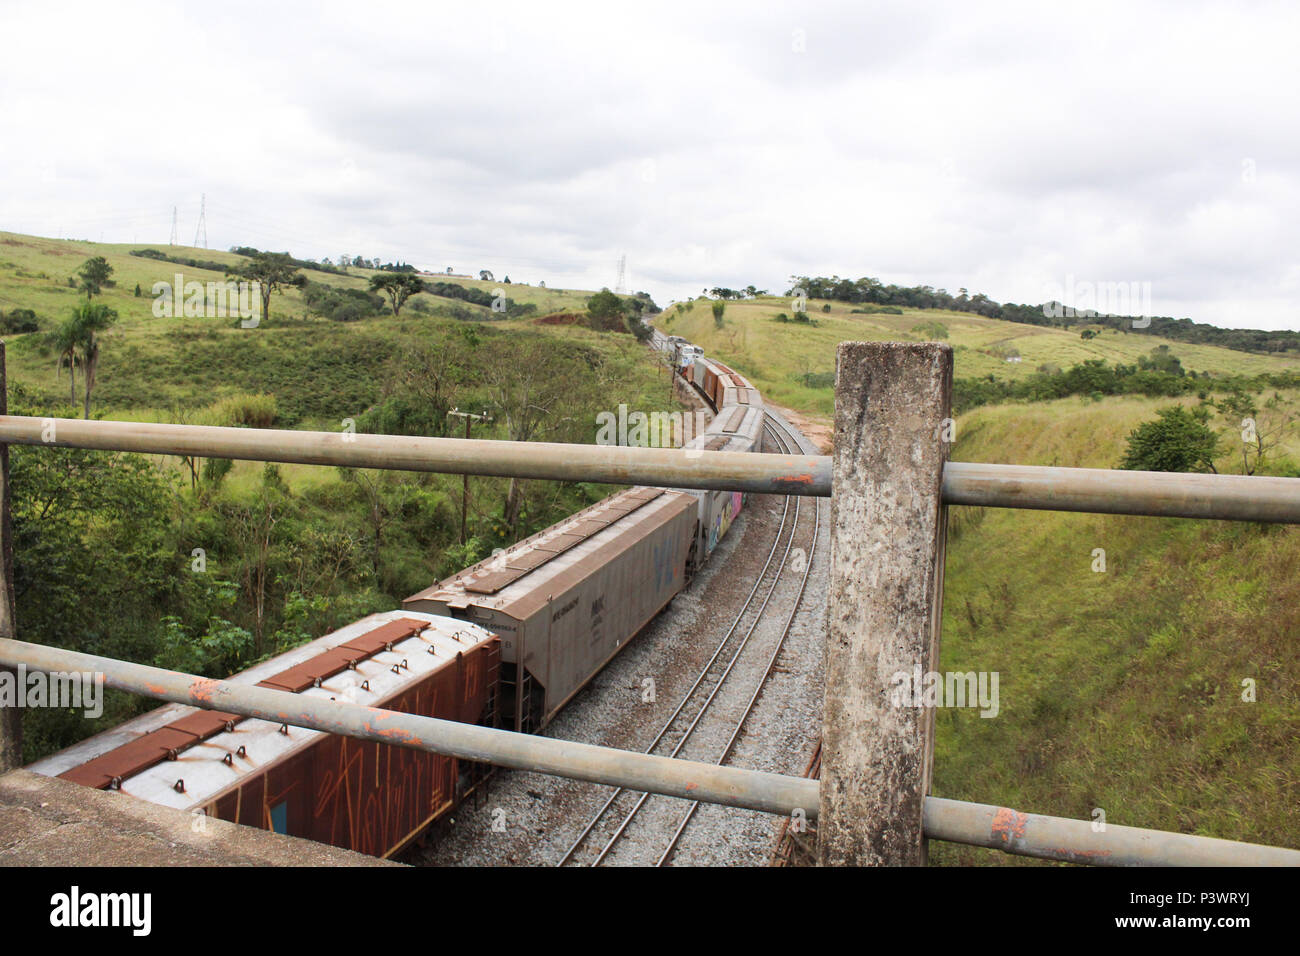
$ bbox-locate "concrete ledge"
[0,770,400,867]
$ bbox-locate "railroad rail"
[657,421,823,866]
[558,418,818,866]
[2,340,1298,866]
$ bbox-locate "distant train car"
[404,487,698,732]
[676,343,703,375]
[667,348,766,563]
[30,611,499,859]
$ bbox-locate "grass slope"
[934,398,1299,862]
[654,296,1300,416]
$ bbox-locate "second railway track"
[557,414,821,867]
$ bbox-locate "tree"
[70,302,118,419]
[49,319,80,407]
[368,273,426,316]
[77,256,114,299]
[481,335,607,530]
[383,340,464,437]
[1120,406,1220,473]
[586,289,627,332]
[479,270,494,282]
[227,252,305,326]
[712,300,725,328]
[1214,389,1295,476]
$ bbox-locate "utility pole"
[447,408,492,544]
[169,206,178,246]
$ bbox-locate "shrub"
[1120,406,1220,473]
[206,392,278,428]
[910,320,949,340]
[0,308,40,334]
[301,280,385,322]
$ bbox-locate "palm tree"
[68,302,117,418]
[50,318,80,407]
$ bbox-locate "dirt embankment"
[766,401,832,454]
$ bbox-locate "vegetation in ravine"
[0,231,679,763]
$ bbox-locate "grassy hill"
[0,231,677,763]
[660,295,1300,861]
[0,230,602,423]
[934,398,1299,862]
[654,295,1300,416]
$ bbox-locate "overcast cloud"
[2,0,1297,328]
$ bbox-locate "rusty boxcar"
[29,611,499,858]
[404,487,697,732]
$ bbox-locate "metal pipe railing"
[5,416,1300,521]
[924,796,1300,867]
[944,461,1300,523]
[0,416,829,497]
[4,638,1296,866]
[0,638,818,819]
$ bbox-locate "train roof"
[28,610,497,811]
[405,487,697,621]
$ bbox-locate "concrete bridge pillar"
[818,341,953,866]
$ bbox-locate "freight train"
[29,336,767,859]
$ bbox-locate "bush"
[1120,406,1220,473]
[301,280,385,322]
[202,457,234,486]
[911,320,949,340]
[206,392,278,428]
[0,308,40,334]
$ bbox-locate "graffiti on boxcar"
[651,537,679,591]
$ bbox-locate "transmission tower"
[193,194,207,248]
[615,254,626,294]
[169,206,178,246]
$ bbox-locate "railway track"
[556,414,821,866]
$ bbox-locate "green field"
[0,231,602,423]
[933,397,1300,862]
[654,295,1300,416]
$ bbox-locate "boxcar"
[404,487,697,732]
[29,611,499,859]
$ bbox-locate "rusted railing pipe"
[0,638,819,819]
[0,416,827,497]
[5,416,1300,521]
[5,639,1296,865]
[924,796,1300,867]
[944,461,1300,523]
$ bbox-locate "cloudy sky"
[2,0,1298,329]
